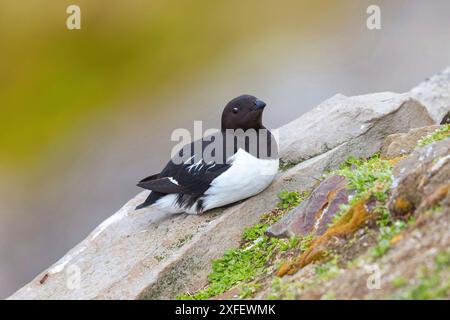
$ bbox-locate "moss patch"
[179,145,449,300]
[370,219,411,259]
[393,250,450,299]
[276,190,309,209]
[417,124,450,146]
[177,190,308,300]
[278,153,397,275]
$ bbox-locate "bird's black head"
[221,94,267,131]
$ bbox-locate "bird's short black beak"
[254,99,266,110]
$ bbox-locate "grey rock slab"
[410,66,450,124]
[278,92,434,165]
[8,188,280,300]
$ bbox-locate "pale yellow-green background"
[1,0,449,298]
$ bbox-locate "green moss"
[326,154,415,260]
[391,276,408,288]
[314,254,342,281]
[242,223,269,242]
[177,235,294,300]
[417,124,450,146]
[177,191,308,300]
[371,217,415,259]
[299,234,313,252]
[279,160,298,172]
[371,220,406,258]
[435,250,450,269]
[266,277,299,300]
[241,207,293,243]
[327,153,394,228]
[276,154,395,274]
[333,153,393,204]
[266,254,342,299]
[394,250,450,299]
[321,291,337,300]
[276,190,308,209]
[237,282,262,299]
[430,205,443,214]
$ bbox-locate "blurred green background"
[1,0,450,298]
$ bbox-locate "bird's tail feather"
[135,191,162,210]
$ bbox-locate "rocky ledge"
[9,67,450,300]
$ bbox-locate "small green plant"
[374,206,391,227]
[279,160,297,171]
[391,276,408,288]
[331,203,351,224]
[266,277,298,300]
[177,190,309,300]
[242,223,268,242]
[314,255,341,281]
[178,194,309,300]
[237,282,261,299]
[177,239,273,300]
[417,124,450,146]
[435,250,450,269]
[241,209,291,243]
[321,291,337,300]
[276,190,304,209]
[430,205,443,214]
[394,250,450,299]
[328,154,417,261]
[333,153,393,205]
[327,153,394,231]
[371,220,407,258]
[299,234,313,252]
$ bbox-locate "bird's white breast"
[200,148,279,212]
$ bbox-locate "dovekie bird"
[135,95,279,214]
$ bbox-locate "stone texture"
[380,125,440,159]
[410,66,450,124]
[278,92,434,165]
[266,175,350,238]
[9,90,436,300]
[388,138,450,218]
[255,138,450,300]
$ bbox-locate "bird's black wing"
[137,176,185,194]
[137,132,232,196]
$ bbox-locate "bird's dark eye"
[232,107,239,113]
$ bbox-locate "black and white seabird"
[135,94,279,214]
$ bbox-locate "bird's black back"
[136,129,278,210]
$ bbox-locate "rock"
[266,175,350,238]
[380,125,440,159]
[279,92,433,166]
[9,88,437,300]
[7,189,282,300]
[410,66,450,123]
[388,138,450,218]
[441,110,450,124]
